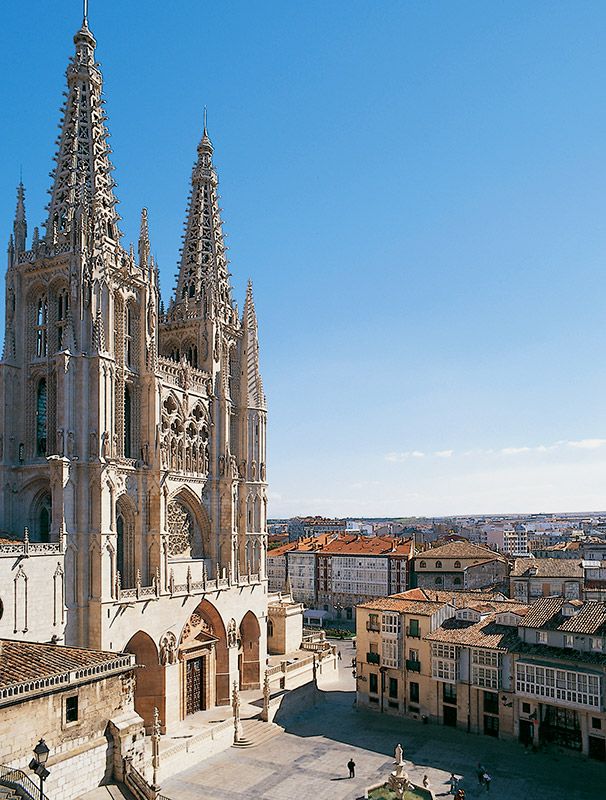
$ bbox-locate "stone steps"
[232,718,283,748]
[0,786,23,800]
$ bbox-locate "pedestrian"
[449,773,459,794]
[347,758,356,778]
[477,764,486,786]
[483,773,491,792]
[337,650,342,661]
[422,774,430,789]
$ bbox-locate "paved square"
[161,643,603,800]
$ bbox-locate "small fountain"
[387,744,413,799]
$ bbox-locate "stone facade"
[0,15,275,732]
[267,592,304,655]
[0,641,144,800]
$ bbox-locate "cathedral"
[0,13,271,731]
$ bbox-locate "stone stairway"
[232,718,283,748]
[0,786,23,800]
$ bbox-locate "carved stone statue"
[101,431,110,458]
[159,631,177,666]
[227,618,238,648]
[67,431,76,458]
[56,429,64,457]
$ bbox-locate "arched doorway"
[179,599,229,711]
[124,631,165,733]
[239,611,260,691]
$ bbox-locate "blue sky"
[1,1,606,518]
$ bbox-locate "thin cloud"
[566,438,606,450]
[435,449,454,458]
[385,451,425,462]
[387,437,606,462]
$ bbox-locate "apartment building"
[356,590,523,727]
[355,592,606,760]
[267,535,414,619]
[316,536,413,618]
[510,558,584,602]
[414,541,508,591]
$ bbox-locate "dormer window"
[435,560,442,569]
[419,560,426,568]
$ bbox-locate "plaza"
[161,640,603,800]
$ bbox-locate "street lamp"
[29,739,50,800]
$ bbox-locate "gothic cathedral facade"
[0,17,268,730]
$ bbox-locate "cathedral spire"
[241,280,266,410]
[45,17,121,247]
[13,182,27,253]
[138,208,150,268]
[174,120,233,317]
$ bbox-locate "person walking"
[422,774,430,789]
[337,650,342,661]
[477,764,486,787]
[448,773,459,795]
[347,758,356,778]
[483,773,491,792]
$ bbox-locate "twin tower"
[0,15,268,670]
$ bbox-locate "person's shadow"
[330,777,351,781]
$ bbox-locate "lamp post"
[29,738,50,800]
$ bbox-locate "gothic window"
[34,493,52,543]
[57,289,69,350]
[39,506,50,543]
[186,344,198,368]
[171,347,180,362]
[124,386,132,458]
[167,500,195,557]
[36,296,48,357]
[36,379,47,455]
[188,283,195,298]
[125,306,133,367]
[267,618,274,637]
[116,514,125,578]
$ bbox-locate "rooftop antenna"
[203,106,208,136]
[83,0,89,24]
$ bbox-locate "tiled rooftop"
[0,639,132,688]
[520,597,606,635]
[416,540,507,562]
[511,558,583,578]
[269,534,413,558]
[426,605,530,650]
[358,597,446,615]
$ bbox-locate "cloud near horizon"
[385,438,606,462]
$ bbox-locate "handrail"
[0,765,49,800]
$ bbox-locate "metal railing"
[0,765,49,800]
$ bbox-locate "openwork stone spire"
[175,124,233,318]
[13,182,27,253]
[241,280,266,410]
[45,20,120,246]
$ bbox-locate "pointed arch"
[166,486,211,560]
[124,631,164,733]
[180,599,229,706]
[239,611,261,690]
[116,493,136,588]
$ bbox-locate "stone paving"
[161,640,603,800]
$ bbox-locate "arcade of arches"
[124,601,261,731]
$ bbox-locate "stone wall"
[0,671,144,800]
[0,547,66,643]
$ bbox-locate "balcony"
[406,659,421,672]
[366,652,380,665]
[406,626,421,639]
[366,621,380,632]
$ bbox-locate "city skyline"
[1,1,606,518]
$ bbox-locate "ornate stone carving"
[227,618,238,648]
[166,499,194,557]
[159,631,177,665]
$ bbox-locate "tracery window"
[36,379,47,456]
[125,306,133,367]
[116,514,125,578]
[124,386,132,458]
[167,500,196,557]
[36,296,48,357]
[186,344,198,368]
[57,289,69,350]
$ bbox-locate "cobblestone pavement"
[161,640,603,800]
